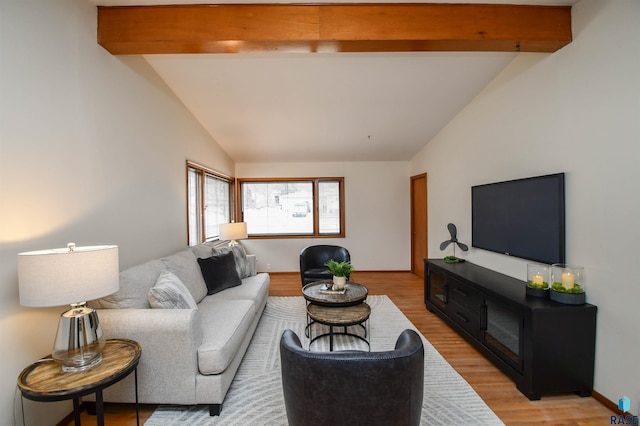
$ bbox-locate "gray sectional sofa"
[88,242,270,415]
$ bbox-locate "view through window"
[187,162,233,245]
[239,178,344,237]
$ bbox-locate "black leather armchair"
[280,329,424,426]
[299,245,350,286]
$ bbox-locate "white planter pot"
[332,276,347,290]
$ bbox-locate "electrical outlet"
[266,264,271,270]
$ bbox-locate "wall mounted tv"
[471,173,565,265]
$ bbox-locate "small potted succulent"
[324,259,354,290]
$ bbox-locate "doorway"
[411,173,427,278]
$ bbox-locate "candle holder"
[526,263,550,298]
[550,264,585,305]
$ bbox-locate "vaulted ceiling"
[93,1,575,162]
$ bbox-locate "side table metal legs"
[134,368,139,426]
[96,389,104,426]
[73,397,81,426]
[57,368,138,426]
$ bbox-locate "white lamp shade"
[219,222,248,241]
[18,244,119,307]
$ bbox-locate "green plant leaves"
[324,259,354,277]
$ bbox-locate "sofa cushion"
[161,249,208,304]
[201,273,270,309]
[197,252,242,295]
[88,259,164,309]
[213,245,251,279]
[148,270,198,309]
[198,299,256,375]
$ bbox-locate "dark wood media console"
[424,259,597,400]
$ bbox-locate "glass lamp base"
[53,303,106,372]
[60,353,103,372]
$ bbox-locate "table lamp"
[219,222,248,246]
[18,243,119,372]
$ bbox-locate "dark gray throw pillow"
[197,252,242,295]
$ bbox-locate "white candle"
[532,274,544,285]
[561,272,574,289]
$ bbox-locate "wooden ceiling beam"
[97,4,572,55]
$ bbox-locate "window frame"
[186,161,235,245]
[236,177,345,239]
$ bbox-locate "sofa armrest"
[98,307,203,360]
[246,254,257,276]
[96,308,203,402]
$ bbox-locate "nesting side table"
[307,302,371,351]
[302,281,370,351]
[17,338,141,426]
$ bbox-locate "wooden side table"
[17,338,141,426]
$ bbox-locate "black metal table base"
[75,369,139,426]
[308,322,370,351]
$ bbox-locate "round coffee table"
[302,281,368,307]
[302,281,370,351]
[307,302,371,351]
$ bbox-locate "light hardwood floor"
[62,271,614,426]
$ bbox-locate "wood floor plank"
[61,271,614,426]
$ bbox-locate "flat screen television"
[471,173,565,265]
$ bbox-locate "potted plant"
[324,259,354,290]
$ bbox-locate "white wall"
[236,161,411,273]
[0,1,233,425]
[410,0,640,410]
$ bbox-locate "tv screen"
[471,173,565,265]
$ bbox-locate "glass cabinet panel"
[483,298,523,372]
[427,269,448,310]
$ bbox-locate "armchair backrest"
[299,245,351,285]
[280,329,424,426]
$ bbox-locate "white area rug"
[145,295,504,425]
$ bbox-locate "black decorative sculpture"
[440,223,468,263]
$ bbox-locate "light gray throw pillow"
[190,243,214,260]
[213,245,250,279]
[88,259,164,309]
[161,249,208,304]
[148,270,198,309]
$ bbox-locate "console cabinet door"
[426,267,448,311]
[482,298,524,373]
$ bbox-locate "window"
[187,162,234,245]
[238,178,344,237]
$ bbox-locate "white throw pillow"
[148,270,198,309]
